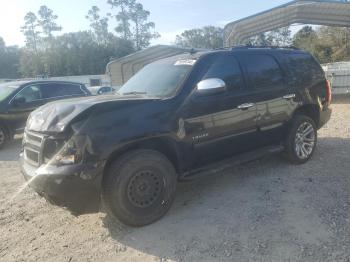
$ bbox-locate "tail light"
[325,79,332,105]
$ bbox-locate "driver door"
[182,53,259,167]
[8,84,44,131]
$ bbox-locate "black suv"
[0,80,90,148]
[20,47,332,226]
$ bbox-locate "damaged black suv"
[21,47,332,227]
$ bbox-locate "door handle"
[237,103,255,110]
[283,94,296,100]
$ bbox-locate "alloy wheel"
[294,122,316,160]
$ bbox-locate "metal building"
[106,45,193,86]
[224,0,350,46]
[323,62,350,94]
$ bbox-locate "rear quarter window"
[64,84,85,95]
[281,53,324,86]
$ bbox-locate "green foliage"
[245,27,292,46]
[0,37,21,78]
[293,26,350,63]
[175,26,224,49]
[15,5,135,78]
[19,32,134,77]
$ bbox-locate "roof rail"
[230,45,300,50]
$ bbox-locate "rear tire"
[284,115,317,164]
[103,150,177,227]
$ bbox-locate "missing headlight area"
[23,129,89,167]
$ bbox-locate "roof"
[224,0,350,46]
[106,45,200,86]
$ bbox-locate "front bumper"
[318,106,332,129]
[20,154,104,215]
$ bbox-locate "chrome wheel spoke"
[303,137,315,142]
[302,126,314,136]
[300,145,308,158]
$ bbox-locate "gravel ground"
[0,100,350,262]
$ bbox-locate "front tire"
[103,150,177,227]
[0,125,8,149]
[284,115,317,164]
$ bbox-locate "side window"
[39,83,84,99]
[241,54,284,89]
[16,85,42,103]
[202,54,244,90]
[40,83,69,99]
[64,84,85,95]
[282,53,324,85]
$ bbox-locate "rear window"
[281,53,324,86]
[240,54,284,89]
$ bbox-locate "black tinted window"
[241,54,284,89]
[202,54,243,90]
[65,84,85,95]
[16,85,42,102]
[282,53,324,85]
[40,83,83,99]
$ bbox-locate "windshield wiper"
[122,91,147,96]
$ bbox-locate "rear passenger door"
[184,53,259,167]
[238,53,294,145]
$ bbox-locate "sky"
[0,0,298,47]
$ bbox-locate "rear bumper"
[318,106,332,129]
[20,154,104,215]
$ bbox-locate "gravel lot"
[1,99,350,262]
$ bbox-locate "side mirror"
[12,97,26,106]
[196,78,226,95]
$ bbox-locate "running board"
[180,145,284,181]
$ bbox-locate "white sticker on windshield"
[174,59,196,66]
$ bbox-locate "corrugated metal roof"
[106,45,195,86]
[224,0,350,46]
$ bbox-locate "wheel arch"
[103,136,182,181]
[292,104,320,128]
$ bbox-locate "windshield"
[0,83,19,102]
[118,60,194,98]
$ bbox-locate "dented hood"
[27,94,157,133]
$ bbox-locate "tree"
[176,26,223,49]
[245,27,292,46]
[21,12,40,53]
[19,31,134,77]
[292,26,350,63]
[86,6,110,45]
[0,37,5,52]
[293,26,318,50]
[107,0,159,49]
[107,0,132,40]
[38,5,62,38]
[0,38,21,79]
[129,2,159,50]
